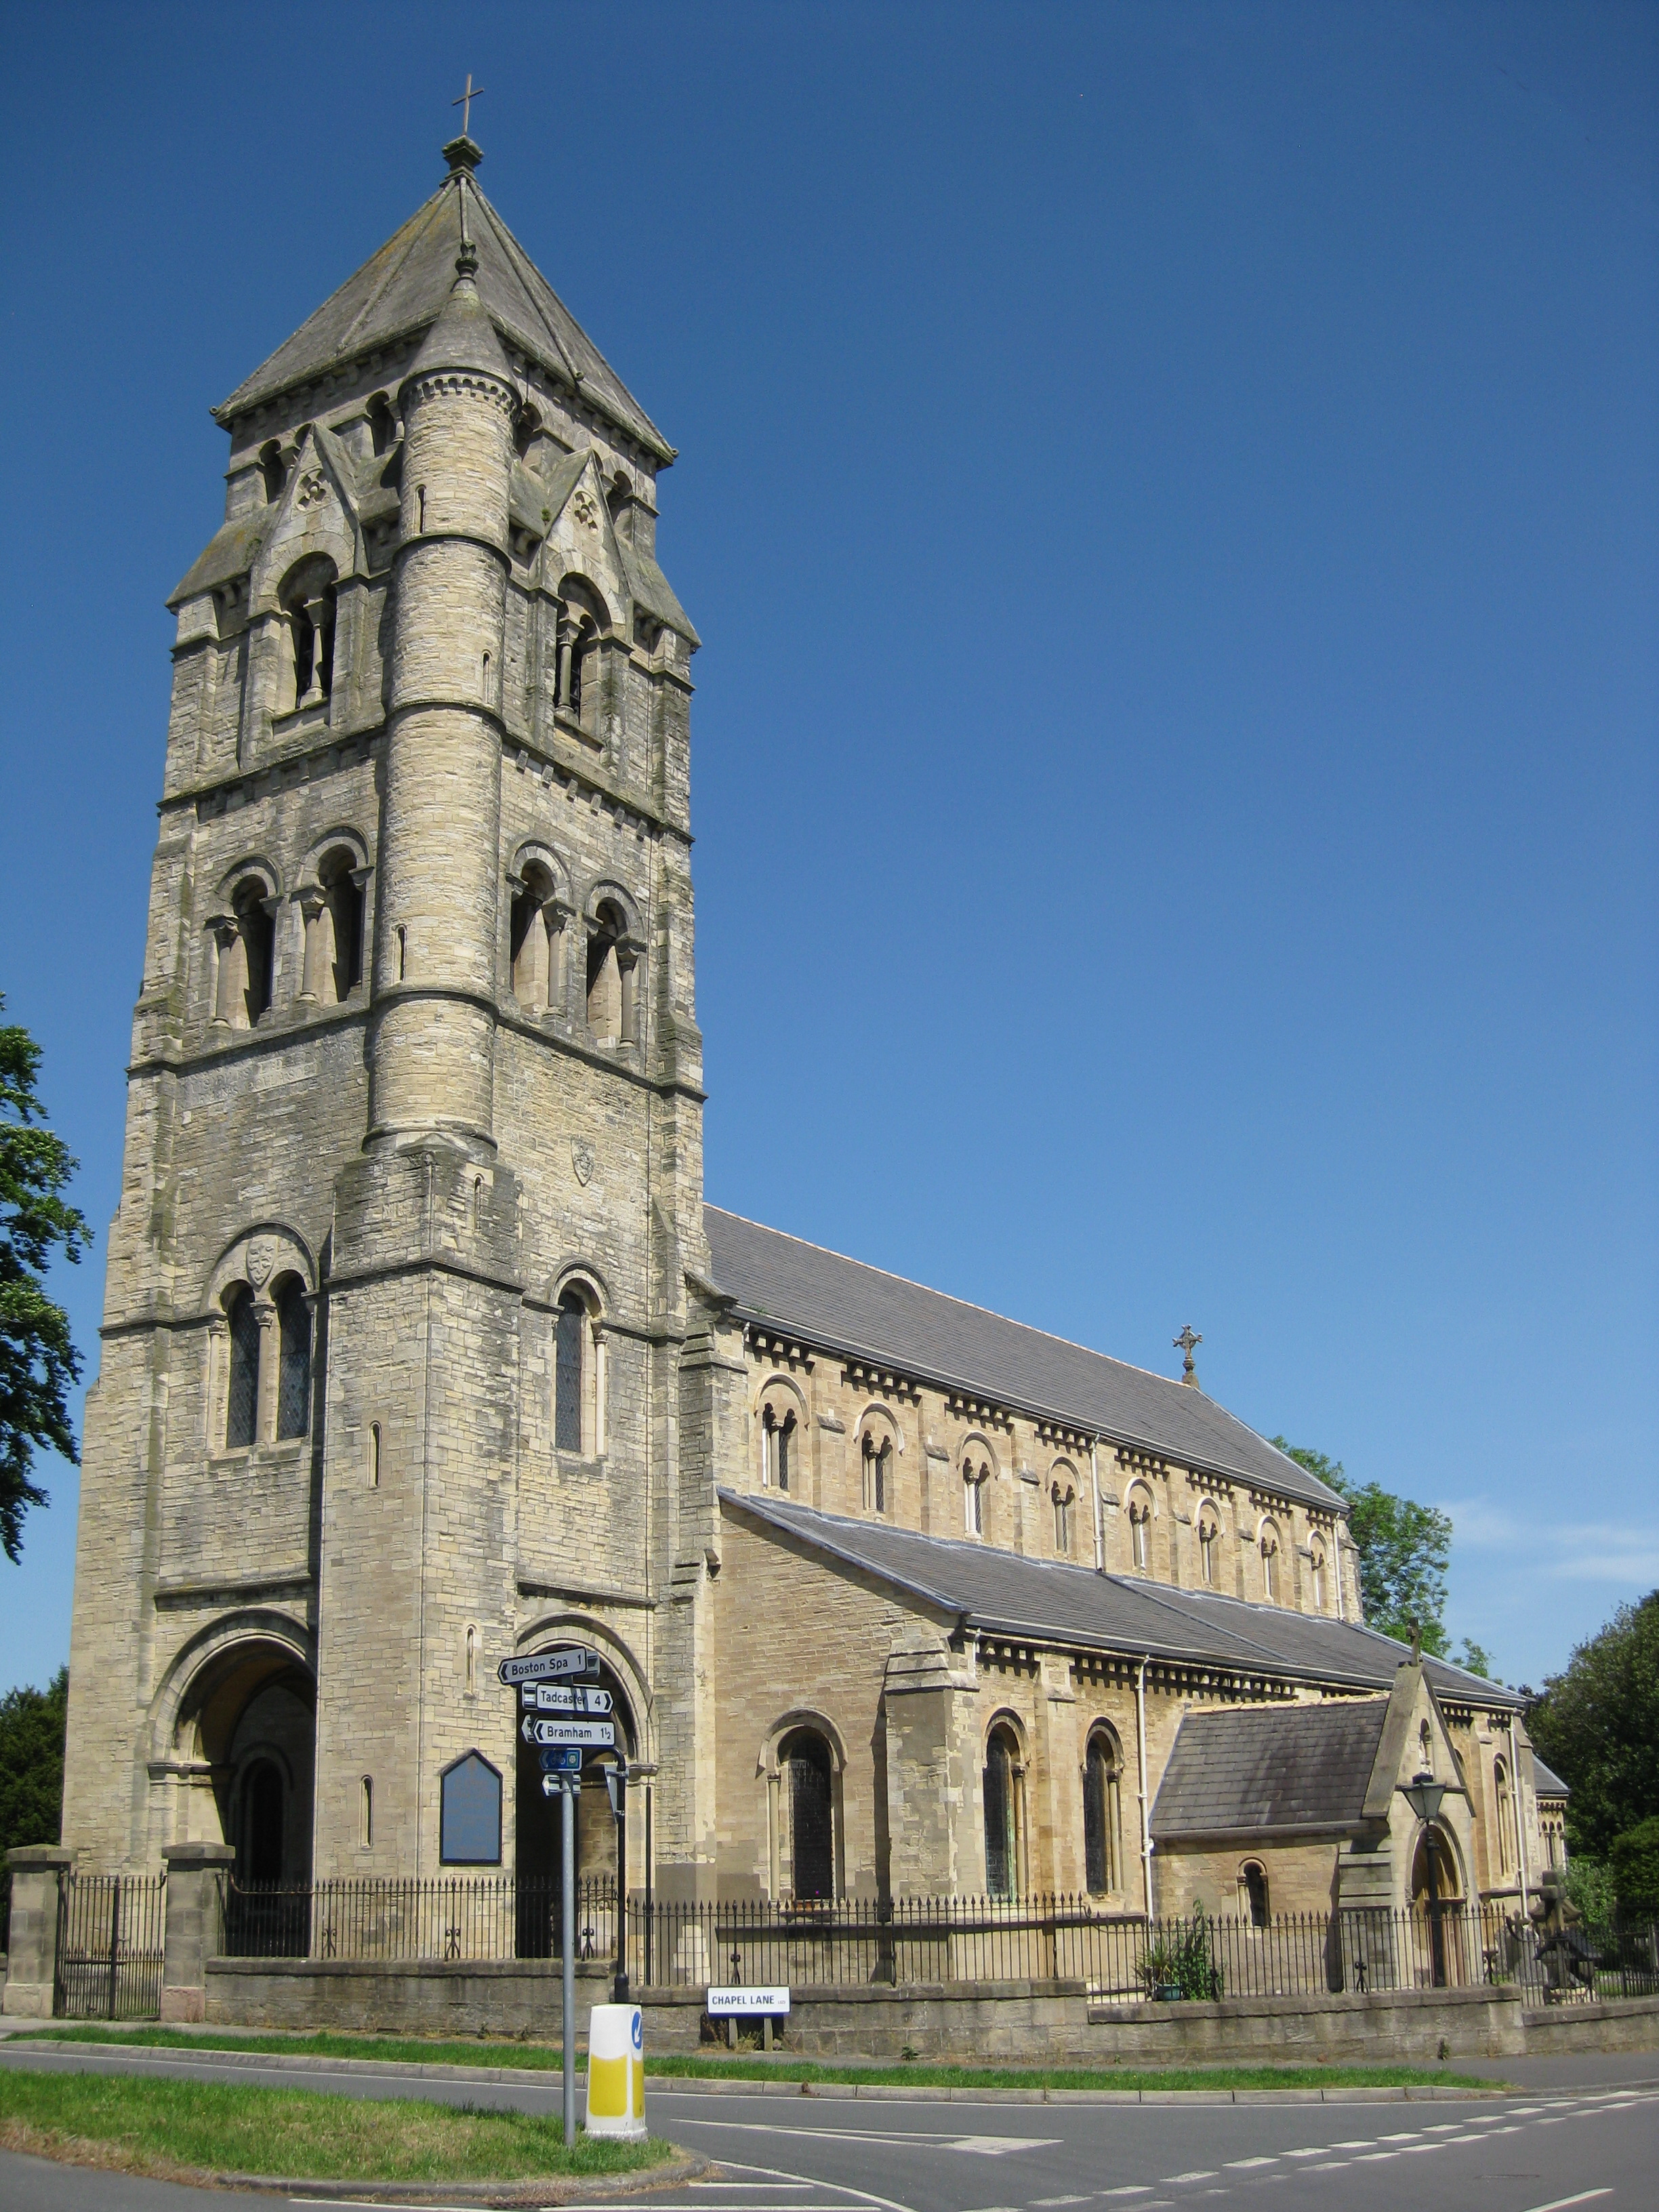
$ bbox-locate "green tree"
[1,995,89,1562]
[1271,1439,1457,1656]
[1526,1592,1659,1861]
[1607,1816,1659,1915]
[0,1664,68,1863]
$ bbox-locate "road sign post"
[560,1771,576,2145]
[604,1761,628,2005]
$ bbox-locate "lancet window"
[225,1286,261,1450]
[983,1723,1023,1900]
[215,878,275,1029]
[1052,1475,1076,1556]
[1084,1728,1124,1896]
[275,1277,312,1441]
[1259,1520,1280,1603]
[1127,1486,1153,1572]
[554,1280,603,1458]
[585,900,638,1046]
[1197,1504,1220,1586]
[279,557,337,714]
[761,1399,797,1492]
[963,1452,991,1536]
[862,1429,894,1515]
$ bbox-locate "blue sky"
[1,1,1654,1697]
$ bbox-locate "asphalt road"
[1,2037,1655,2212]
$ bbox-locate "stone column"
[297,893,327,1002]
[255,1303,281,1443]
[159,1842,235,2024]
[2,1845,73,2017]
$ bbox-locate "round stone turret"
[368,243,516,1146]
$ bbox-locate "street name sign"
[498,1647,598,1687]
[520,1684,613,1714]
[708,1986,791,2016]
[521,1715,615,1748]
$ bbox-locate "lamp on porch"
[1404,1769,1448,1986]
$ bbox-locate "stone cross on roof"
[452,73,485,138]
[1174,1323,1202,1387]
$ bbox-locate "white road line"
[665,2117,1057,2155]
[1162,2173,1218,2185]
[1225,2156,1277,2168]
[1517,2193,1612,2212]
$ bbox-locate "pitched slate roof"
[719,1489,1523,1709]
[216,165,672,462]
[704,1206,1343,1514]
[1531,1755,1570,1799]
[1151,1700,1389,1841]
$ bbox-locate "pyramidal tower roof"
[214,141,673,462]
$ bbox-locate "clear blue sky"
[1,2,1654,1697]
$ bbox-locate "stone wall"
[200,1957,1659,2063]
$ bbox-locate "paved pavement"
[1,2036,1656,2212]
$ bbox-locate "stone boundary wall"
[203,1958,1659,2062]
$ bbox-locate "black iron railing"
[53,1871,167,2020]
[209,1877,1659,2008]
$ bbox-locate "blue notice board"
[440,1749,503,1864]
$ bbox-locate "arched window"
[280,559,337,712]
[217,880,274,1027]
[258,439,287,503]
[586,901,626,1043]
[555,1290,587,1454]
[1494,1759,1514,1877]
[275,1277,311,1440]
[1052,1479,1075,1556]
[1309,1540,1327,1612]
[762,1400,796,1492]
[862,1429,893,1515]
[1259,1521,1279,1602]
[781,1729,835,1900]
[366,392,396,457]
[226,1284,260,1450]
[964,1456,989,1536]
[1084,1730,1122,1896]
[511,862,561,1011]
[983,1725,1021,1899]
[319,849,363,1002]
[1197,1507,1219,1586]
[1128,1488,1152,1572]
[1241,1860,1270,1927]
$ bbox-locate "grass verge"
[22,2024,1498,2094]
[0,2069,672,2186]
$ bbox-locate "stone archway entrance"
[174,1637,316,1887]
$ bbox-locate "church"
[60,129,1560,1938]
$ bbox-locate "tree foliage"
[1272,1439,1457,1653]
[1,995,89,1562]
[0,1664,68,1864]
[1526,1592,1659,1861]
[1608,1816,1659,1914]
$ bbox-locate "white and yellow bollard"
[585,2003,647,2139]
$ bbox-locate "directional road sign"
[541,1771,581,1797]
[498,1647,598,1687]
[521,1715,615,1748]
[520,1684,613,1715]
[539,1746,583,1774]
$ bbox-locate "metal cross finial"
[452,73,485,138]
[1174,1324,1202,1385]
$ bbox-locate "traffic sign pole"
[561,1772,576,2146]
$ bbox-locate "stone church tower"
[62,134,715,1893]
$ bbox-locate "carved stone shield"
[571,1141,594,1187]
[246,1235,277,1288]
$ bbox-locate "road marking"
[1101,2192,1153,2200]
[1518,2194,1612,2212]
[1162,2174,1218,2185]
[1032,2198,1095,2205]
[665,2117,1057,2156]
[1225,2156,1277,2168]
